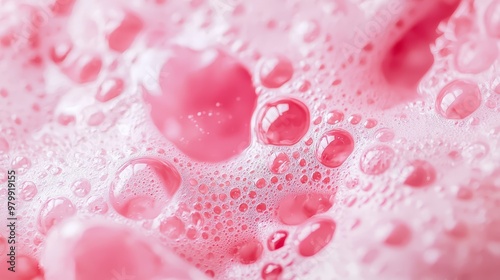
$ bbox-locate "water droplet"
[106,11,143,52]
[258,56,294,88]
[360,145,395,175]
[278,193,333,225]
[261,263,283,280]
[71,179,91,197]
[435,80,481,119]
[86,196,109,214]
[326,110,344,124]
[62,53,103,83]
[376,220,412,246]
[38,197,76,234]
[12,156,31,175]
[296,218,336,257]
[375,128,395,142]
[159,216,185,239]
[96,78,124,102]
[403,160,436,187]
[233,240,263,264]
[454,37,498,74]
[20,181,38,201]
[230,188,241,199]
[257,98,310,146]
[316,129,355,168]
[109,157,181,220]
[485,0,500,38]
[269,152,291,174]
[144,46,257,162]
[267,230,288,251]
[293,20,321,43]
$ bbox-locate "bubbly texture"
[1,0,500,280]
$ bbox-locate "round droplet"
[375,128,395,142]
[296,218,336,257]
[293,20,321,43]
[233,240,263,264]
[316,129,355,168]
[454,37,498,74]
[267,230,288,251]
[96,78,124,102]
[106,10,143,52]
[257,98,310,146]
[230,188,241,199]
[269,152,291,174]
[376,220,412,246]
[109,157,181,220]
[360,145,395,175]
[259,56,294,88]
[12,156,31,175]
[159,216,185,239]
[261,263,283,280]
[403,160,436,187]
[144,46,257,162]
[435,80,481,119]
[38,197,76,234]
[20,181,38,201]
[326,110,344,124]
[62,53,103,83]
[86,196,109,214]
[277,193,334,225]
[71,179,91,197]
[485,0,500,38]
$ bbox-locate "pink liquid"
[0,0,500,279]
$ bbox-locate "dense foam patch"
[0,0,499,279]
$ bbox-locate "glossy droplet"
[375,128,395,142]
[326,110,344,124]
[38,197,76,234]
[261,263,283,280]
[376,220,412,246]
[293,20,321,43]
[86,196,109,214]
[230,188,241,199]
[144,46,257,162]
[12,156,31,175]
[485,0,500,38]
[360,145,395,175]
[71,179,91,197]
[62,53,102,83]
[96,78,124,102]
[50,0,76,15]
[454,37,498,74]
[12,255,43,279]
[257,98,310,146]
[259,56,294,88]
[160,216,185,239]
[20,181,38,201]
[297,218,336,257]
[41,220,204,280]
[233,240,263,264]
[435,80,481,119]
[109,157,181,220]
[267,230,288,251]
[269,152,291,174]
[106,10,143,52]
[403,160,436,187]
[278,193,333,225]
[316,129,355,168]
